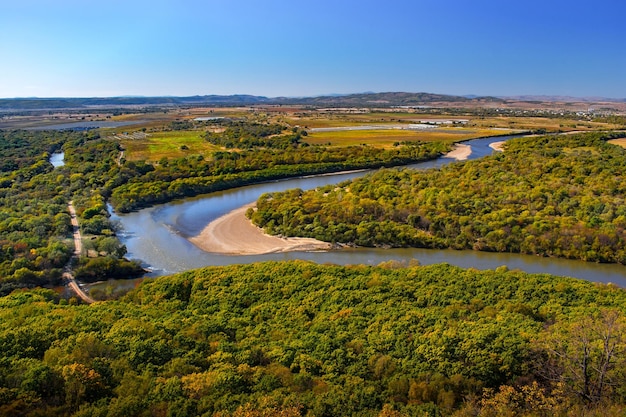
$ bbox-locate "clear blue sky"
[1,0,625,98]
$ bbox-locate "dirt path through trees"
[63,202,96,304]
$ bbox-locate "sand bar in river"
[189,204,332,255]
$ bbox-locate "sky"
[1,0,625,99]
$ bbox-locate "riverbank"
[444,143,471,160]
[189,204,332,255]
[489,141,505,152]
[112,134,626,285]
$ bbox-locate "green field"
[119,130,219,161]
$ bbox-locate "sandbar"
[489,141,505,152]
[444,143,471,160]
[189,204,332,255]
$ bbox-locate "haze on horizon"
[1,0,625,100]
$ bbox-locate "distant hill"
[500,95,626,103]
[1,92,624,112]
[0,92,503,111]
[276,91,504,106]
[0,95,271,111]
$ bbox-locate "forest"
[249,132,626,263]
[1,260,626,416]
[0,130,143,295]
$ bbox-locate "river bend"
[109,136,626,287]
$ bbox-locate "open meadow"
[116,130,220,162]
[110,109,530,159]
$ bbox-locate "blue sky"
[1,0,625,98]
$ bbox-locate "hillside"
[0,95,271,111]
[1,261,626,416]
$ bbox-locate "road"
[63,201,96,304]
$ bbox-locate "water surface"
[49,152,65,167]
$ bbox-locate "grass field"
[29,107,622,161]
[120,130,219,161]
[284,110,624,132]
[305,127,516,147]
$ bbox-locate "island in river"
[189,204,332,255]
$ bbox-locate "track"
[64,201,96,304]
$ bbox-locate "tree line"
[0,122,452,290]
[110,141,451,212]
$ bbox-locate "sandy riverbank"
[444,143,471,160]
[489,141,505,152]
[189,204,332,255]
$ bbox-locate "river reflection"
[109,136,626,287]
[49,152,65,167]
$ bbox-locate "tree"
[537,309,626,405]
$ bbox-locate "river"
[106,136,626,288]
[49,152,65,167]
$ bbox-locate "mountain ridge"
[1,91,624,111]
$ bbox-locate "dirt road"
[64,202,95,304]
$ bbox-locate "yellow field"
[120,130,219,161]
[283,112,468,129]
[472,116,622,132]
[305,128,516,147]
[282,110,623,132]
[105,108,624,160]
[608,138,626,149]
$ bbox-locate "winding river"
[107,136,626,288]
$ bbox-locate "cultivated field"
[471,116,623,131]
[305,127,515,147]
[608,138,626,149]
[282,112,470,128]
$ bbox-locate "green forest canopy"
[1,261,626,416]
[0,121,452,293]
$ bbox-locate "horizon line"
[1,91,625,102]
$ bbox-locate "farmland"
[118,130,220,162]
[305,127,513,147]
